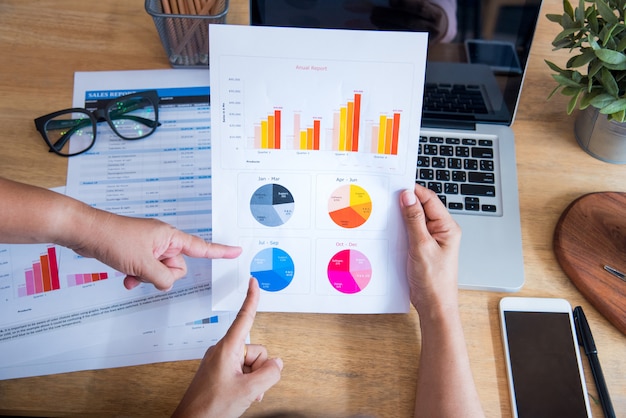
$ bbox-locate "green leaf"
[595,48,626,65]
[580,89,604,107]
[588,34,601,50]
[576,0,585,21]
[589,93,619,107]
[596,0,619,25]
[599,97,626,114]
[546,13,564,23]
[588,6,600,33]
[547,85,563,100]
[553,74,585,87]
[545,60,565,72]
[588,59,605,80]
[567,90,584,113]
[568,49,597,67]
[562,86,582,95]
[610,109,626,122]
[602,61,626,70]
[601,67,620,95]
[554,27,584,45]
[617,34,626,51]
[564,0,575,19]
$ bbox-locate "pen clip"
[604,265,626,282]
[573,306,597,355]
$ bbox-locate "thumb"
[246,357,284,401]
[400,189,431,247]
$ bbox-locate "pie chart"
[250,247,295,292]
[327,249,372,294]
[328,184,372,228]
[250,183,295,227]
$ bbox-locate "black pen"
[573,306,615,418]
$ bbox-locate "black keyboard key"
[418,156,430,167]
[444,183,458,194]
[416,180,427,187]
[429,136,444,143]
[465,197,480,211]
[423,144,438,155]
[446,137,460,144]
[480,160,494,171]
[461,184,496,197]
[428,182,443,194]
[448,158,462,169]
[482,205,497,212]
[438,195,447,205]
[452,170,466,182]
[456,146,470,157]
[419,136,428,143]
[449,202,463,210]
[440,145,454,156]
[432,157,446,168]
[419,169,434,180]
[468,172,495,184]
[462,138,477,146]
[436,170,450,181]
[472,147,494,159]
[464,159,478,170]
[479,139,493,146]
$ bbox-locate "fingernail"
[402,189,417,206]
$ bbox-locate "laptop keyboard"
[423,83,488,115]
[416,134,502,216]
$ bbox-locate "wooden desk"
[0,1,624,417]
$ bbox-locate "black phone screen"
[504,311,589,418]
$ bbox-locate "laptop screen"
[249,0,542,128]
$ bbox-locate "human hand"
[400,185,461,315]
[69,210,242,291]
[172,278,283,418]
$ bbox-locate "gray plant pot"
[574,106,626,164]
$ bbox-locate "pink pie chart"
[327,249,372,294]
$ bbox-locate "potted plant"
[546,0,626,163]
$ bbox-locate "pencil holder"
[145,0,228,68]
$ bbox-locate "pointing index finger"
[223,278,260,346]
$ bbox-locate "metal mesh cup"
[145,0,228,68]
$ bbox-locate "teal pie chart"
[250,247,295,292]
[250,183,295,227]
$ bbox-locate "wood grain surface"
[554,192,626,335]
[0,0,625,417]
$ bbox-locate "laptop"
[250,0,543,291]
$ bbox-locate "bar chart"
[250,92,402,155]
[17,247,60,297]
[67,272,109,287]
[254,109,282,150]
[369,112,401,155]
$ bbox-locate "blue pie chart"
[250,247,295,292]
[250,183,295,227]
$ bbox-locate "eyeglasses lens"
[107,95,158,140]
[44,112,95,156]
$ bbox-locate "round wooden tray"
[553,192,626,336]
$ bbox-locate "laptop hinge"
[421,118,477,131]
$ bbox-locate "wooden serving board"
[553,192,626,336]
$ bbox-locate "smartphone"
[499,297,592,418]
[465,39,523,75]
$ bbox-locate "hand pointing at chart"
[0,177,242,291]
[172,278,283,418]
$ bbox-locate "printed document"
[0,70,235,379]
[209,25,428,313]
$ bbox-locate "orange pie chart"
[328,184,372,228]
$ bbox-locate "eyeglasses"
[34,90,161,157]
